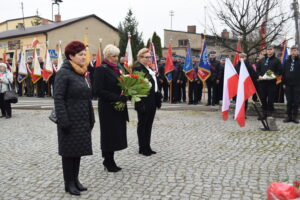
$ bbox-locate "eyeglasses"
[142,56,152,59]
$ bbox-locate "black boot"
[292,105,299,124]
[73,157,87,191]
[62,157,81,195]
[102,151,120,172]
[139,147,152,156]
[147,146,157,154]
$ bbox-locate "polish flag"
[234,61,256,127]
[222,58,239,120]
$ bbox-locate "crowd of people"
[0,39,299,196]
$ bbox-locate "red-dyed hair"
[64,41,86,60]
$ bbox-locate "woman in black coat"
[134,48,162,156]
[54,41,94,196]
[93,44,128,172]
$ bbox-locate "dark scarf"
[103,59,120,75]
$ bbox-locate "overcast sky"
[0,0,295,47]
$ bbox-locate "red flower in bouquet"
[113,71,151,111]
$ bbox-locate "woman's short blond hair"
[137,48,150,60]
[103,44,120,58]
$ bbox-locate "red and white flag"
[124,35,133,73]
[57,41,63,71]
[234,61,256,127]
[222,58,239,120]
[42,48,53,82]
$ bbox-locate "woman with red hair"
[54,41,94,196]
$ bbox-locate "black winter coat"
[282,55,300,86]
[235,61,258,83]
[54,60,94,157]
[256,54,281,77]
[93,63,128,152]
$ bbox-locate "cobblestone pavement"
[0,107,299,200]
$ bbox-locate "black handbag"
[49,108,58,123]
[4,82,18,104]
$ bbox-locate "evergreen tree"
[146,39,151,48]
[151,32,162,57]
[118,9,144,60]
[31,16,41,26]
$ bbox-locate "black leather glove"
[135,101,146,113]
[119,96,128,103]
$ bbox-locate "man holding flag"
[282,45,300,124]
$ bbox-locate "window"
[178,39,188,47]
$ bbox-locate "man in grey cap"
[282,45,300,123]
[256,45,281,119]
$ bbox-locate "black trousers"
[158,81,168,101]
[137,108,156,149]
[172,81,180,102]
[206,80,212,105]
[259,80,276,112]
[37,79,46,97]
[62,157,81,183]
[285,85,300,118]
[0,93,12,117]
[180,82,186,102]
[188,81,198,103]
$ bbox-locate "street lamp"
[52,0,63,21]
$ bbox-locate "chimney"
[41,18,49,25]
[54,14,61,22]
[17,23,25,30]
[187,25,196,33]
[221,29,229,39]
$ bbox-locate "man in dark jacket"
[172,56,182,103]
[158,58,168,102]
[256,45,281,118]
[282,45,300,123]
[206,51,220,106]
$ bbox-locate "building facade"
[0,14,120,60]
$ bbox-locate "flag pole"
[170,81,173,103]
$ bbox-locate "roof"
[0,14,119,40]
[0,15,52,25]
[164,29,202,36]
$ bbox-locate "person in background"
[158,57,168,102]
[256,45,281,119]
[0,63,13,119]
[25,57,34,97]
[37,57,46,97]
[282,45,300,124]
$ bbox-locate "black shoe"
[193,102,198,105]
[163,99,168,102]
[292,118,299,124]
[212,104,215,106]
[148,148,157,154]
[5,116,11,119]
[74,178,87,191]
[188,102,193,105]
[139,149,152,156]
[65,182,81,195]
[0,115,5,118]
[257,115,267,120]
[283,118,292,123]
[103,160,120,172]
[206,103,211,106]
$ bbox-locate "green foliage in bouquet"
[114,71,151,111]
